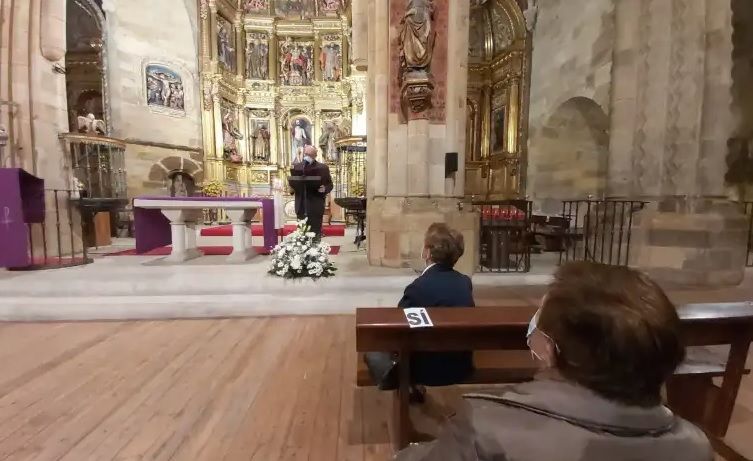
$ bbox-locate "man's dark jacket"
[399,263,475,386]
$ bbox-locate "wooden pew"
[356,303,753,457]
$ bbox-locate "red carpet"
[106,245,340,257]
[200,223,346,238]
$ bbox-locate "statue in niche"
[251,120,271,162]
[319,0,341,13]
[170,173,194,197]
[246,37,269,80]
[290,118,312,164]
[280,39,313,86]
[222,106,244,163]
[217,16,236,73]
[399,0,435,72]
[318,118,344,163]
[244,0,269,13]
[319,42,342,82]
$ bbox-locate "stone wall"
[104,0,202,149]
[124,143,204,198]
[527,0,615,211]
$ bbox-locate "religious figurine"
[245,0,268,12]
[320,43,341,82]
[318,120,341,163]
[252,122,271,162]
[280,40,313,86]
[171,174,189,197]
[398,0,436,116]
[217,19,236,73]
[247,39,269,80]
[291,119,311,164]
[524,0,539,32]
[222,109,244,163]
[399,0,436,72]
[77,113,106,135]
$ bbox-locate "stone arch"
[147,156,204,185]
[529,96,609,213]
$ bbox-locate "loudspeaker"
[445,152,458,177]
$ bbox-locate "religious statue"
[524,0,539,32]
[398,0,436,116]
[318,120,342,163]
[217,18,236,73]
[222,109,244,163]
[245,0,268,12]
[246,39,269,80]
[399,0,435,72]
[170,174,189,197]
[280,39,313,86]
[290,118,311,163]
[252,122,271,162]
[319,43,341,82]
[77,113,106,135]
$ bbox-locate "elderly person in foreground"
[396,261,712,461]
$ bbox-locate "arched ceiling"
[67,0,104,53]
[469,0,526,62]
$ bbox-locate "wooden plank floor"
[0,316,751,461]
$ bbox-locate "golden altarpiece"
[465,0,530,199]
[198,0,358,216]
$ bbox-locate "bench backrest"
[355,302,753,352]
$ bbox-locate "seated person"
[364,223,474,397]
[396,262,712,461]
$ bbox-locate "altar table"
[133,196,272,263]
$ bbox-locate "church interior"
[2,0,753,459]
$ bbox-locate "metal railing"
[473,200,532,273]
[12,189,90,270]
[559,199,647,267]
[742,201,753,267]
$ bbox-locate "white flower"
[305,232,315,238]
[290,255,302,270]
[319,255,325,262]
[307,262,323,276]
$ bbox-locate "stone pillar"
[608,0,747,286]
[0,0,68,186]
[367,0,478,275]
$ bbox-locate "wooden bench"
[356,303,753,458]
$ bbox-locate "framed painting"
[216,15,236,74]
[145,64,185,115]
[289,116,313,165]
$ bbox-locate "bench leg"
[709,338,752,437]
[392,352,412,451]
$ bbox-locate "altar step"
[104,245,340,257]
[200,223,346,238]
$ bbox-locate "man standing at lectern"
[291,145,332,237]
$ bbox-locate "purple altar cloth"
[0,168,45,268]
[133,196,276,254]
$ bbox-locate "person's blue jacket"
[399,263,475,386]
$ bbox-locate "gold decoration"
[200,0,354,189]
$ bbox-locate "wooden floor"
[0,316,751,461]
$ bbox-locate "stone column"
[367,0,478,275]
[608,0,747,286]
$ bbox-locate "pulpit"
[0,168,45,268]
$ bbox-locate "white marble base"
[226,247,257,263]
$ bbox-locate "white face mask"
[526,308,557,365]
[303,155,313,163]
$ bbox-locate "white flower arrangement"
[268,219,336,279]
